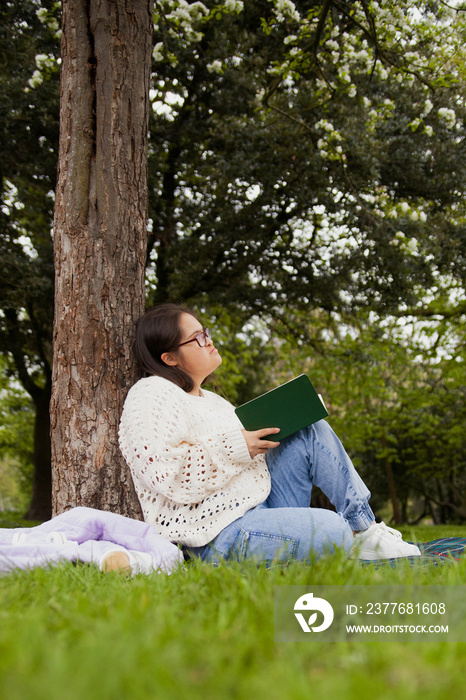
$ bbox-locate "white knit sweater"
[118,376,271,547]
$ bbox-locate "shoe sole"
[357,549,421,560]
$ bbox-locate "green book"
[235,374,329,442]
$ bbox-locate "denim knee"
[232,528,300,562]
[231,507,353,563]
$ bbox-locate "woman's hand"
[242,428,280,459]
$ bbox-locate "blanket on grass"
[0,507,184,575]
[360,537,466,568]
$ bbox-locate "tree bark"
[51,0,153,517]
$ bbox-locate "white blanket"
[0,507,184,575]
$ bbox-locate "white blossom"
[224,0,244,11]
[27,53,57,88]
[315,119,334,132]
[270,0,300,22]
[338,68,352,83]
[28,70,43,88]
[253,89,265,107]
[36,7,60,34]
[354,49,370,62]
[207,60,223,73]
[422,98,433,116]
[375,64,388,80]
[438,107,456,128]
[34,54,54,69]
[153,42,164,62]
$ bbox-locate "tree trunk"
[25,384,52,521]
[50,0,153,517]
[381,434,403,525]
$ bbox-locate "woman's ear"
[161,351,178,367]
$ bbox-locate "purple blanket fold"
[0,507,184,575]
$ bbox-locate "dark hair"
[134,303,198,393]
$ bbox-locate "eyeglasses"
[178,327,211,348]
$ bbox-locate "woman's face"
[165,312,222,389]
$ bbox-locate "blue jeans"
[187,420,375,564]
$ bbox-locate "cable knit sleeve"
[119,377,254,505]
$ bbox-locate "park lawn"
[0,525,465,700]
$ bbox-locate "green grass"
[398,524,466,540]
[0,510,42,529]
[0,526,465,700]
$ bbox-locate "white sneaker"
[100,549,155,576]
[353,522,421,560]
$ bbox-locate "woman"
[119,303,420,564]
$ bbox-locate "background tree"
[0,0,59,518]
[0,357,34,513]
[270,309,466,524]
[147,0,466,323]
